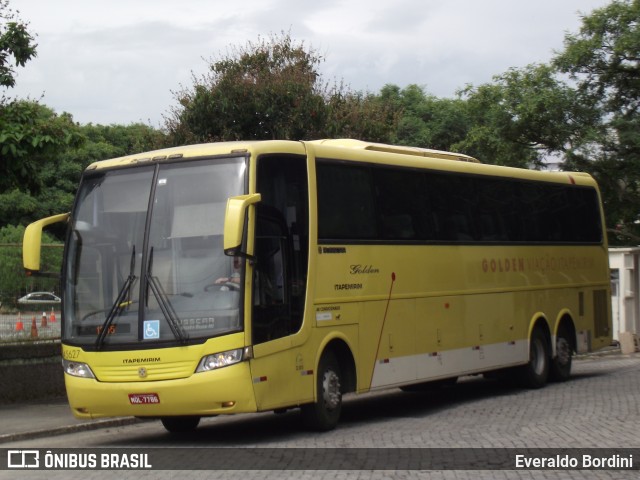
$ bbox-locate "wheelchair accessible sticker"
[143,320,160,340]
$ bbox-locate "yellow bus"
[23,139,612,432]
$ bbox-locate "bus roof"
[84,139,596,188]
[85,141,304,171]
[307,139,481,163]
[85,139,479,171]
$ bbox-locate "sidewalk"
[0,399,140,444]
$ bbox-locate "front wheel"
[161,416,200,433]
[301,351,342,431]
[519,327,550,389]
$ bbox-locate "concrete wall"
[609,247,640,344]
[0,341,65,404]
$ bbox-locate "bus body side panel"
[249,337,315,411]
[313,243,611,393]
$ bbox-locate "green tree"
[0,101,83,226]
[166,32,399,144]
[1,1,82,206]
[167,32,327,143]
[0,118,166,229]
[0,0,36,89]
[27,123,168,229]
[0,2,86,229]
[379,84,470,151]
[455,64,597,168]
[324,86,400,143]
[554,0,640,242]
[80,123,167,156]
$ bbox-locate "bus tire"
[301,351,342,431]
[520,327,550,389]
[550,326,573,382]
[161,416,200,433]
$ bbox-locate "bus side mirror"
[23,213,70,273]
[224,194,261,257]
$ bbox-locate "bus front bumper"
[64,361,257,419]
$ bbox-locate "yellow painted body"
[22,213,69,271]
[313,243,610,392]
[24,140,612,420]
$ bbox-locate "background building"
[609,247,640,353]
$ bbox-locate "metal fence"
[0,243,63,343]
[0,309,62,343]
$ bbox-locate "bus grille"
[94,360,195,382]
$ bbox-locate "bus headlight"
[196,347,252,373]
[62,359,96,379]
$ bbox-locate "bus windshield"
[63,157,247,348]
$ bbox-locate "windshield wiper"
[145,247,188,344]
[96,246,136,349]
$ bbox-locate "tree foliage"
[166,32,399,144]
[555,0,640,115]
[0,101,84,227]
[455,64,598,168]
[0,101,83,195]
[0,0,36,89]
[380,84,470,151]
[167,33,327,143]
[324,86,400,142]
[554,0,640,241]
[0,116,167,229]
[0,2,85,227]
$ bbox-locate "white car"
[17,292,61,305]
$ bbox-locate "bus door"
[249,155,312,411]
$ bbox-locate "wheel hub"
[322,370,341,410]
[531,338,546,375]
[556,337,571,365]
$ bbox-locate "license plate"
[128,393,160,405]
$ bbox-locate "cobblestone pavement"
[3,352,639,480]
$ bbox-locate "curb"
[0,417,143,444]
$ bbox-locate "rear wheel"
[520,327,550,388]
[161,416,200,433]
[301,351,342,431]
[550,327,573,382]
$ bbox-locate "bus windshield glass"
[63,157,246,348]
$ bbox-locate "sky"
[8,0,614,127]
